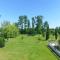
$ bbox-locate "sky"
[0,0,60,28]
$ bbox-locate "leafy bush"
[38,37,41,41]
[2,24,19,38]
[0,37,5,47]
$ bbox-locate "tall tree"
[24,15,28,29]
[18,16,29,29]
[14,22,19,27]
[32,17,35,29]
[55,27,58,40]
[36,16,43,34]
[27,20,30,34]
[46,26,49,40]
[41,26,45,37]
[28,20,30,29]
[44,21,49,30]
[18,16,25,34]
[32,17,36,34]
[18,16,24,29]
[43,21,49,37]
[50,28,55,36]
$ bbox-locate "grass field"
[0,35,59,60]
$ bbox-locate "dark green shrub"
[38,37,41,41]
[0,37,5,48]
[2,24,19,38]
[46,26,49,40]
[55,27,58,40]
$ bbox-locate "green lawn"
[0,35,59,60]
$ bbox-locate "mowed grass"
[0,35,58,60]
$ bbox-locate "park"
[0,0,60,60]
[0,15,60,60]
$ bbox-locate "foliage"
[17,15,50,35]
[55,27,58,40]
[27,28,37,35]
[36,16,43,34]
[28,20,30,29]
[46,26,49,40]
[32,17,35,29]
[44,21,49,30]
[50,28,55,36]
[2,24,19,38]
[0,37,5,47]
[18,16,29,29]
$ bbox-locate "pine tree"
[46,26,49,40]
[55,27,58,40]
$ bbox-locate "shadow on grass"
[27,34,36,36]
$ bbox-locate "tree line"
[1,15,60,40]
[15,15,49,35]
[0,15,60,47]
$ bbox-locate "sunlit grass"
[0,35,58,60]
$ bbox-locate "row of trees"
[15,15,49,35]
[0,15,60,47]
[15,15,60,40]
[15,15,50,40]
[1,15,60,40]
